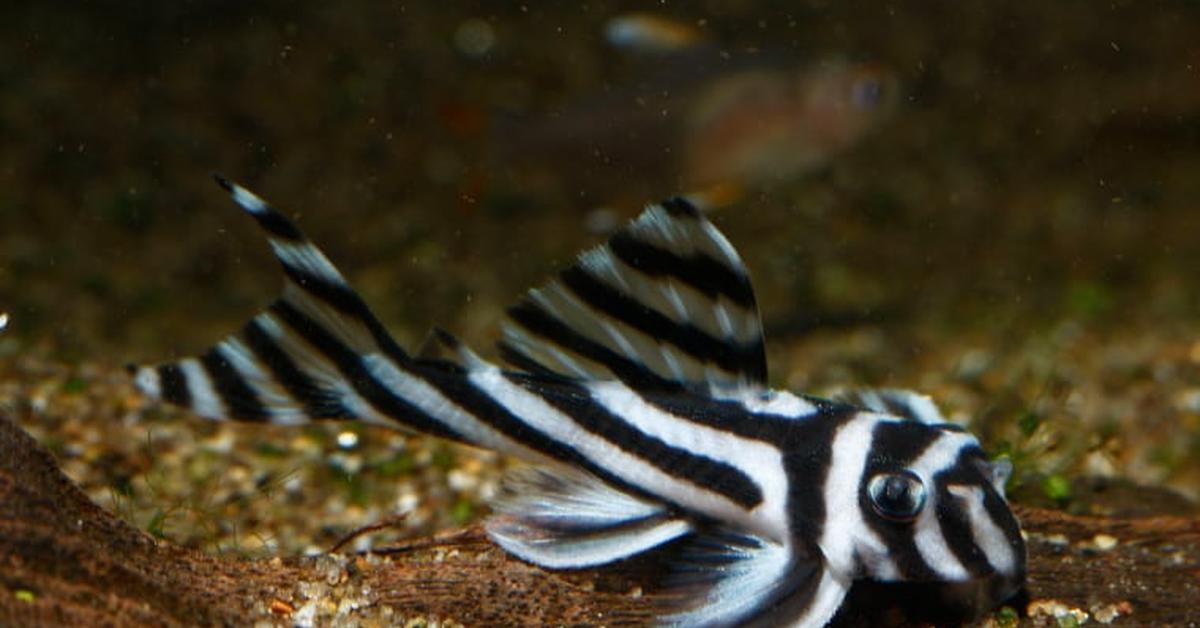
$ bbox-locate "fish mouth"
[838,572,1027,625]
[940,570,1027,616]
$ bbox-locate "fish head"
[801,61,900,153]
[850,418,1026,612]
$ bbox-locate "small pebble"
[269,599,294,616]
[1091,601,1132,624]
[336,430,360,449]
[292,601,318,628]
[1044,533,1070,548]
[1027,599,1089,625]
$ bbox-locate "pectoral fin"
[658,529,850,628]
[485,465,692,568]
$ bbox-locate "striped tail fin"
[129,176,410,426]
[129,177,506,449]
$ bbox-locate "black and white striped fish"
[130,177,1025,627]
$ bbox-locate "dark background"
[2,2,1200,540]
[2,1,1198,358]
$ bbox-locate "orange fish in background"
[681,61,898,201]
[485,13,900,213]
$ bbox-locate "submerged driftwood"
[0,414,1196,627]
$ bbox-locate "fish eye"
[867,471,927,521]
[851,77,884,109]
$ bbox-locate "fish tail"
[128,176,476,445]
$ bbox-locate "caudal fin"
[129,176,455,439]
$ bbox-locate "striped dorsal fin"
[500,198,768,395]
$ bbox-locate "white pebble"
[336,430,360,449]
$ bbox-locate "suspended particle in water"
[454,18,495,58]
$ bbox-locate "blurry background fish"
[475,12,898,213]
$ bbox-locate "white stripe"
[281,282,375,352]
[361,354,547,462]
[490,517,692,569]
[730,389,816,418]
[501,323,595,378]
[468,366,777,536]
[270,240,347,284]
[586,380,790,541]
[134,367,162,399]
[217,337,269,382]
[946,485,1017,576]
[582,246,761,346]
[255,312,376,423]
[909,433,975,581]
[819,413,897,580]
[216,336,306,424]
[783,568,851,628]
[629,206,751,287]
[531,281,711,384]
[701,219,745,270]
[178,358,225,419]
[662,538,798,627]
[231,184,268,213]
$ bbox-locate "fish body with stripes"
[131,177,1025,627]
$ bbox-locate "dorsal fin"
[499,197,768,395]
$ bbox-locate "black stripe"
[507,299,682,391]
[932,466,997,580]
[278,262,408,361]
[200,347,270,421]
[412,362,664,504]
[645,392,849,443]
[497,341,573,379]
[156,363,192,407]
[242,317,351,419]
[982,482,1026,575]
[607,230,756,308]
[250,207,307,242]
[942,448,1025,578]
[268,299,460,441]
[869,421,942,469]
[857,471,942,581]
[869,392,967,432]
[212,174,306,241]
[216,175,309,242]
[280,263,368,320]
[858,423,953,580]
[559,265,767,383]
[660,196,702,219]
[514,375,764,510]
[780,405,860,542]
